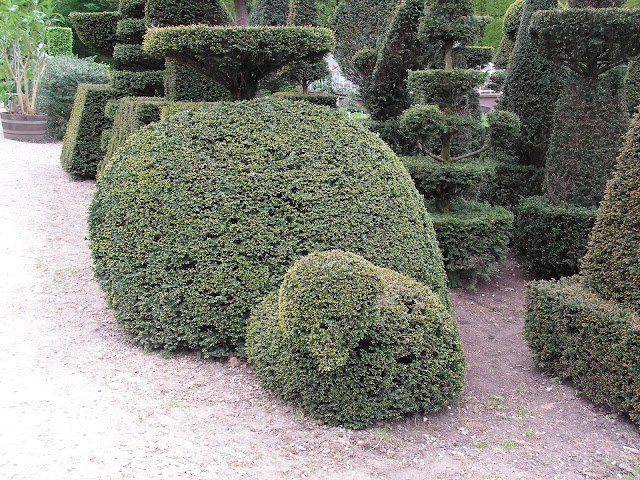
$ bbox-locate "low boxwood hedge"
[46,27,73,56]
[477,156,544,208]
[89,98,449,357]
[271,91,336,107]
[164,59,231,102]
[246,250,466,429]
[513,196,596,279]
[525,276,640,424]
[61,84,118,178]
[112,69,165,96]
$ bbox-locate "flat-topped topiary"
[69,11,121,57]
[89,98,449,358]
[246,250,465,429]
[143,25,335,99]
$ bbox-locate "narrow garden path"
[0,136,638,480]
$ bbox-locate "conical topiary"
[251,0,289,25]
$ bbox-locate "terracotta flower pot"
[1,112,48,142]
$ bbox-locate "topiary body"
[288,0,318,26]
[251,0,289,25]
[89,99,449,357]
[626,58,640,114]
[246,250,465,429]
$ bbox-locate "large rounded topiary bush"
[89,98,449,357]
[246,250,466,429]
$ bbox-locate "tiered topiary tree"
[398,0,518,287]
[525,109,640,425]
[513,5,640,278]
[246,250,465,429]
[493,0,524,69]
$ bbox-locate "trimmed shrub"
[329,0,397,82]
[116,18,147,43]
[582,111,640,312]
[164,59,231,102]
[513,196,596,278]
[525,277,640,424]
[120,0,146,19]
[144,26,335,100]
[100,97,170,173]
[246,250,465,429]
[39,56,110,141]
[460,46,494,69]
[69,11,121,57]
[111,69,164,96]
[280,59,328,94]
[271,91,336,107]
[46,27,73,56]
[431,200,513,288]
[89,98,449,357]
[625,58,640,114]
[251,0,289,25]
[544,73,628,207]
[477,158,544,208]
[498,0,565,167]
[144,0,232,27]
[61,84,118,178]
[113,44,164,71]
[288,0,319,26]
[493,0,524,68]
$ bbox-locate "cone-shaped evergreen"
[288,0,318,26]
[251,0,289,25]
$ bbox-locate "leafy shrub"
[111,69,164,96]
[143,26,335,100]
[39,56,110,141]
[625,58,640,114]
[460,46,494,68]
[582,110,640,312]
[159,101,220,119]
[365,118,413,155]
[280,59,328,94]
[61,84,118,178]
[493,0,524,68]
[498,0,565,167]
[329,0,397,82]
[100,96,170,173]
[116,18,146,43]
[246,250,465,429]
[89,98,449,357]
[112,43,164,71]
[144,0,232,27]
[477,157,544,208]
[164,59,231,102]
[431,200,513,288]
[525,276,639,424]
[119,0,146,18]
[251,0,288,25]
[513,196,596,278]
[69,11,121,57]
[271,91,336,107]
[487,69,507,92]
[288,0,319,26]
[46,27,73,56]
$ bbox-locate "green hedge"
[477,157,544,208]
[159,102,220,119]
[100,97,170,173]
[120,0,146,19]
[513,196,596,278]
[144,0,232,27]
[246,250,465,429]
[251,0,289,25]
[112,69,164,96]
[89,98,449,357]
[626,58,640,114]
[430,200,513,289]
[525,277,640,424]
[271,91,336,107]
[47,27,73,56]
[116,18,147,43]
[61,84,118,178]
[164,59,231,102]
[113,44,165,71]
[69,11,121,57]
[289,0,319,26]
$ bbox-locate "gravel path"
[0,135,638,480]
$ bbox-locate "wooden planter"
[1,112,48,142]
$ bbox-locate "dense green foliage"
[460,46,494,68]
[69,11,120,57]
[46,27,73,55]
[280,59,328,93]
[144,26,334,99]
[499,0,565,167]
[478,158,544,207]
[329,0,397,82]
[111,69,164,96]
[288,0,318,25]
[473,0,516,49]
[525,277,640,424]
[119,0,146,18]
[89,99,449,357]
[144,0,232,27]
[251,0,288,25]
[116,18,146,43]
[39,56,110,140]
[112,43,164,71]
[431,200,513,288]
[272,91,336,107]
[625,58,640,114]
[582,112,640,312]
[513,196,596,278]
[493,0,523,68]
[246,250,465,429]
[60,84,117,178]
[164,59,231,102]
[544,73,628,207]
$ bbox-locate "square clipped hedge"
[526,277,640,424]
[164,59,231,102]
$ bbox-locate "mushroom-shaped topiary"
[143,26,335,99]
[246,250,466,429]
[89,98,449,358]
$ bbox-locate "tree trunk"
[441,132,453,163]
[234,0,249,26]
[444,40,454,71]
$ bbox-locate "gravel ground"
[0,135,638,480]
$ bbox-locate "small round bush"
[89,98,449,357]
[246,250,466,429]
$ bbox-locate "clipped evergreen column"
[251,0,289,25]
[288,0,319,26]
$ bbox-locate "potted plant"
[0,0,56,141]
